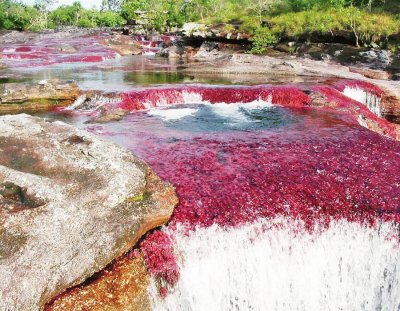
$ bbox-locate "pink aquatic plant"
[140,231,180,288]
[119,85,311,111]
[311,85,397,138]
[333,79,384,97]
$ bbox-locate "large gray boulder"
[0,114,177,310]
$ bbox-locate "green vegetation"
[0,0,399,52]
[0,0,125,30]
[117,0,399,49]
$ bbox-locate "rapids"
[76,89,399,310]
[1,45,399,310]
[149,221,400,311]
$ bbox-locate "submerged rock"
[0,79,81,112]
[88,108,128,123]
[0,114,177,310]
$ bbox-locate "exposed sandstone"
[0,79,81,112]
[45,251,151,311]
[0,114,177,310]
[101,34,142,56]
[88,108,128,124]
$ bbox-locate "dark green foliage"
[250,27,280,54]
[0,0,39,30]
[0,0,398,51]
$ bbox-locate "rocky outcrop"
[45,251,152,311]
[182,22,251,42]
[0,79,81,112]
[0,114,177,310]
[100,34,142,56]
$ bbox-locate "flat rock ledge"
[0,79,81,113]
[0,114,178,310]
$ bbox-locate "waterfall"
[66,94,87,110]
[342,87,383,117]
[149,220,400,311]
[119,85,310,111]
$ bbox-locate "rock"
[184,46,198,58]
[194,41,220,58]
[158,45,182,58]
[0,114,177,310]
[334,50,343,57]
[392,73,400,81]
[275,43,295,53]
[0,79,81,112]
[349,67,390,80]
[182,23,209,38]
[88,108,128,123]
[57,45,78,53]
[182,22,251,42]
[101,35,142,56]
[45,251,152,311]
[359,49,392,68]
[381,92,400,124]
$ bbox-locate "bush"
[96,11,125,27]
[0,0,38,30]
[250,27,280,54]
[269,8,400,46]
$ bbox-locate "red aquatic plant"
[0,36,118,67]
[333,80,384,97]
[140,231,179,287]
[311,85,397,139]
[118,85,311,111]
[83,85,400,296]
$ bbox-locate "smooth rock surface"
[101,34,142,56]
[0,114,177,310]
[0,79,81,112]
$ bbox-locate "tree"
[251,0,278,25]
[34,0,55,28]
[101,0,122,12]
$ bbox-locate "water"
[150,221,400,311]
[1,44,399,310]
[80,101,400,311]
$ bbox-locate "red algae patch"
[333,79,384,97]
[83,95,400,301]
[311,85,398,139]
[118,85,311,111]
[87,93,400,230]
[0,36,118,67]
[51,84,400,306]
[140,231,180,295]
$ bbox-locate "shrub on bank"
[249,27,280,54]
[268,8,400,47]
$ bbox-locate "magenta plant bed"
[312,85,397,138]
[75,84,400,291]
[0,36,118,67]
[119,85,311,110]
[333,79,385,97]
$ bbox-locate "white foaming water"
[149,220,400,311]
[211,98,273,122]
[148,108,199,121]
[342,87,382,117]
[67,94,122,111]
[144,93,273,123]
[66,94,87,110]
